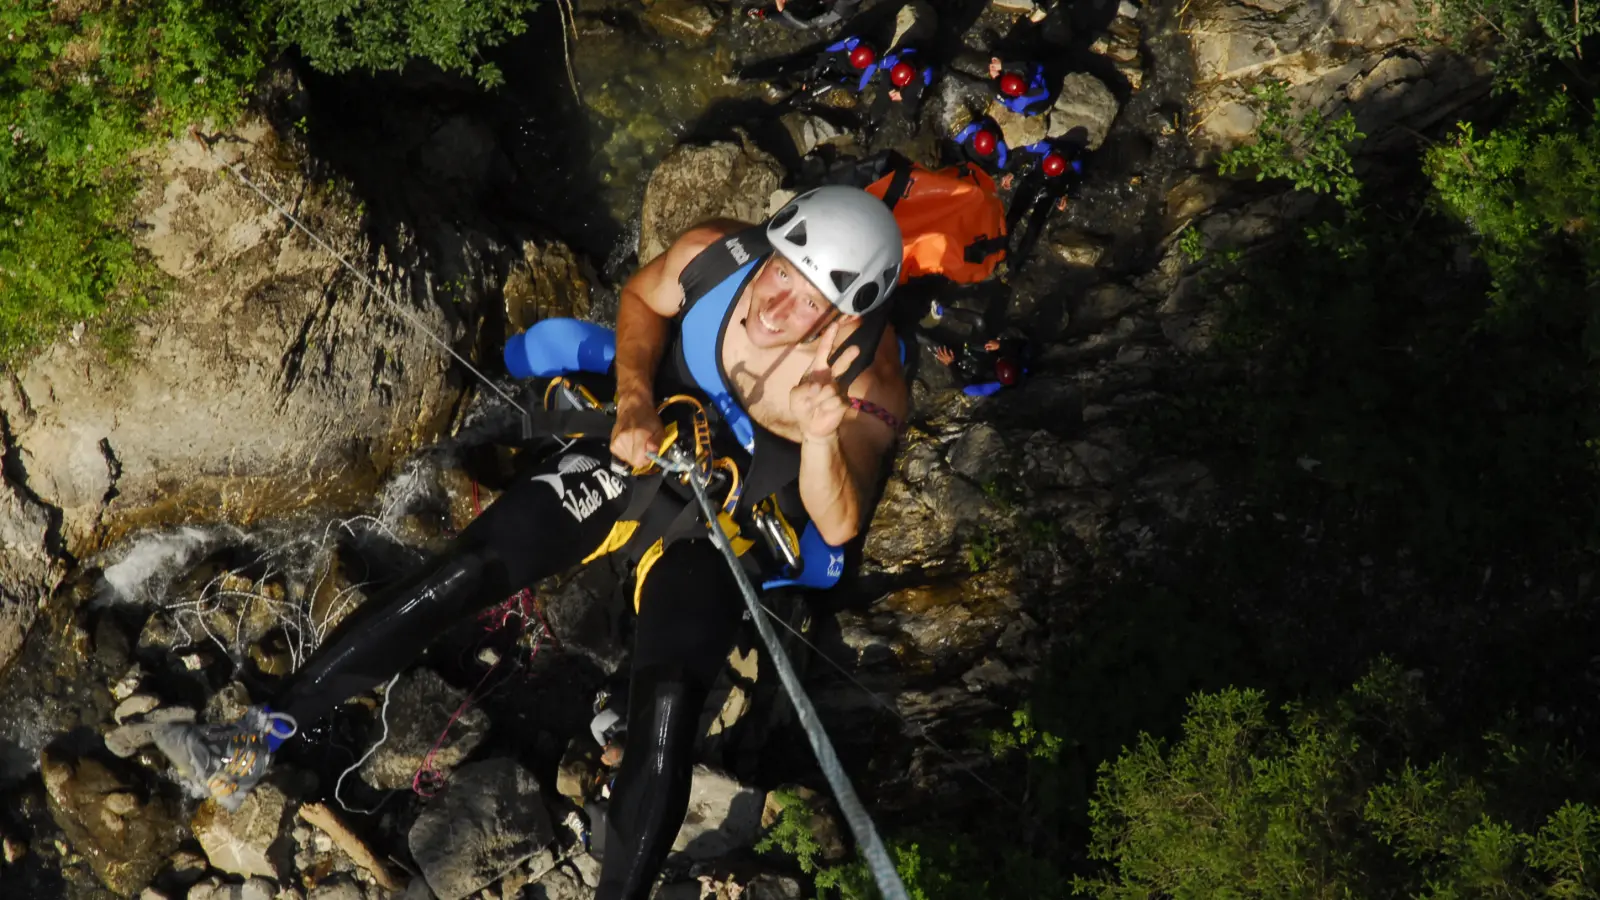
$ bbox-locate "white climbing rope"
[650,447,911,900]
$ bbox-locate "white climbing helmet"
[765,186,903,317]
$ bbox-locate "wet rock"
[361,668,489,791]
[140,888,171,900]
[307,875,366,900]
[671,766,765,859]
[1046,74,1119,150]
[555,737,603,806]
[1049,230,1109,268]
[947,423,1009,484]
[503,240,593,331]
[779,113,849,158]
[4,834,28,864]
[41,748,182,897]
[112,695,161,725]
[992,0,1037,11]
[638,134,785,265]
[188,877,280,900]
[0,117,464,556]
[1071,284,1146,331]
[746,874,804,900]
[527,863,587,900]
[644,0,721,42]
[985,102,1048,150]
[0,468,64,675]
[1188,0,1417,87]
[408,758,555,900]
[192,783,291,879]
[864,479,960,571]
[570,852,602,888]
[167,848,209,885]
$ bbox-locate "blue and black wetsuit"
[263,229,874,900]
[996,62,1052,116]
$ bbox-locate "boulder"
[0,118,465,556]
[985,102,1049,150]
[670,766,765,859]
[191,783,292,879]
[41,749,182,897]
[1046,74,1119,150]
[644,0,721,42]
[638,135,785,265]
[947,423,1009,484]
[503,240,593,331]
[360,668,489,791]
[408,758,555,900]
[0,462,63,676]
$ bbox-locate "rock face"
[502,240,594,331]
[637,135,785,265]
[0,117,466,558]
[670,766,765,860]
[408,758,556,900]
[1182,0,1490,156]
[0,464,62,675]
[41,749,182,897]
[360,668,489,790]
[1047,73,1120,150]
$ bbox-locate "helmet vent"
[785,219,808,247]
[771,204,799,228]
[854,282,880,312]
[829,270,859,294]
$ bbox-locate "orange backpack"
[865,157,1008,284]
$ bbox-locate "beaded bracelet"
[849,397,901,431]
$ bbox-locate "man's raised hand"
[790,319,860,442]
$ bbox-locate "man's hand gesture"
[790,320,861,442]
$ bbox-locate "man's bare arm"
[611,220,746,467]
[797,327,908,544]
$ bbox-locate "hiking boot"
[152,706,297,810]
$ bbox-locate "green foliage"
[1422,0,1600,92]
[1217,80,1366,208]
[1074,664,1600,898]
[965,525,1001,572]
[982,706,1064,762]
[0,0,269,362]
[275,0,540,87]
[756,790,826,875]
[1426,89,1600,346]
[816,836,1072,900]
[0,0,543,364]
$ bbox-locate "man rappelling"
[153,186,909,900]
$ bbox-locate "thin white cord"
[334,672,403,815]
[219,161,527,416]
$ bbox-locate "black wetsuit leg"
[272,439,632,730]
[596,539,746,900]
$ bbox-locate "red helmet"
[972,129,998,156]
[1042,153,1068,177]
[995,357,1022,386]
[998,72,1027,97]
[849,45,876,70]
[889,62,916,87]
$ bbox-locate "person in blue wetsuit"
[1001,136,1088,267]
[152,187,910,900]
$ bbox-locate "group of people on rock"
[735,0,1077,396]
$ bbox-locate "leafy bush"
[1216,80,1365,208]
[1423,0,1600,91]
[0,0,270,362]
[1074,663,1600,898]
[757,789,827,875]
[1426,89,1600,342]
[275,0,541,87]
[0,0,543,364]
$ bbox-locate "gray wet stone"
[361,668,489,791]
[408,758,555,900]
